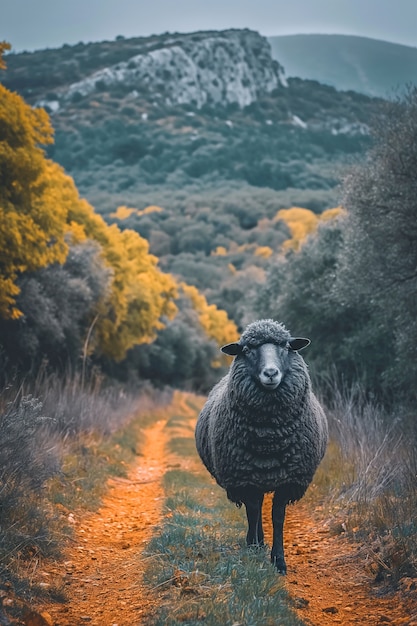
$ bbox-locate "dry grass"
[0,370,172,601]
[312,384,417,584]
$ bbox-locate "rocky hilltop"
[3,29,285,111]
[64,30,285,109]
[0,26,377,206]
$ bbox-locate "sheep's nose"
[263,367,279,379]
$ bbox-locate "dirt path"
[263,496,417,626]
[35,411,417,626]
[41,419,170,626]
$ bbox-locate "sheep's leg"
[244,493,264,546]
[271,495,287,574]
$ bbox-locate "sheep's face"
[221,338,310,392]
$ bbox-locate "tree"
[0,42,11,70]
[251,219,372,383]
[131,284,238,391]
[56,172,178,359]
[340,88,417,401]
[133,307,221,391]
[0,242,111,369]
[180,283,239,354]
[275,206,343,251]
[0,83,68,318]
[0,78,178,362]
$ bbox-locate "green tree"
[0,242,111,369]
[249,213,395,397]
[340,88,417,402]
[132,290,231,391]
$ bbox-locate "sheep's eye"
[242,345,253,355]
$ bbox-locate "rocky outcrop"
[64,29,285,108]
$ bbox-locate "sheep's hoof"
[271,555,287,575]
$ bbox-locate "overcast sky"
[2,0,417,53]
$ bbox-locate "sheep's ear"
[289,337,311,351]
[221,342,242,356]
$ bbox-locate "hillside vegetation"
[0,49,239,389]
[1,30,379,336]
[1,30,415,399]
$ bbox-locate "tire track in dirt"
[41,419,169,626]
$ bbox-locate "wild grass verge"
[312,384,417,585]
[143,407,305,626]
[0,369,172,602]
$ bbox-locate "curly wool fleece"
[238,318,291,347]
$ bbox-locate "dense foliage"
[251,217,385,393]
[2,37,416,406]
[0,84,66,318]
[253,89,417,408]
[340,88,417,402]
[0,61,237,380]
[42,75,372,227]
[1,36,380,345]
[0,78,178,363]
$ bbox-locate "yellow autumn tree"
[254,246,273,258]
[0,69,178,358]
[275,207,319,251]
[0,42,11,70]
[180,283,239,349]
[110,206,137,220]
[31,160,178,360]
[0,83,70,318]
[78,216,177,360]
[275,206,344,251]
[320,207,345,222]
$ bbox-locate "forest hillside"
[1,29,380,333]
[1,28,416,399]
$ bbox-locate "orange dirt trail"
[42,419,170,626]
[39,414,417,626]
[264,497,417,626]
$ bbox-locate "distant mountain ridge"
[268,34,417,98]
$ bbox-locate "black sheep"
[195,319,328,573]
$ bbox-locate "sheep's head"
[221,319,310,391]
